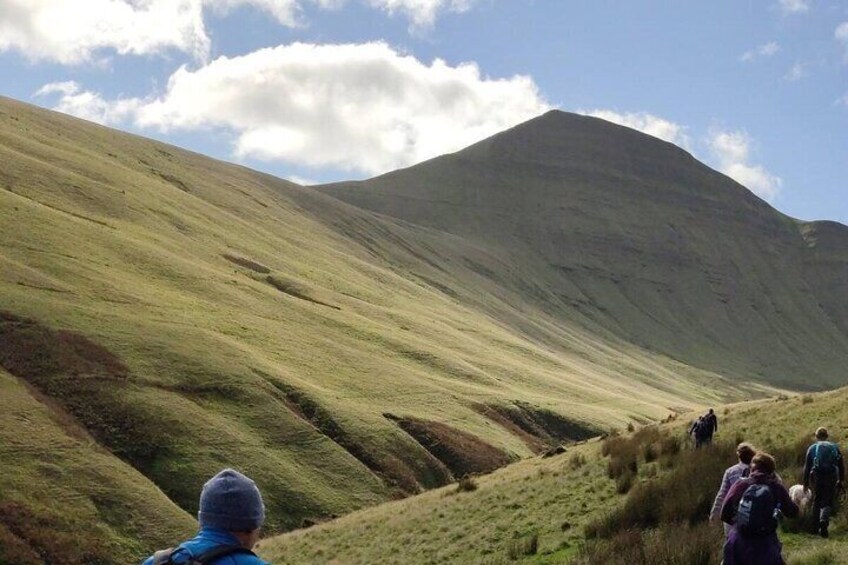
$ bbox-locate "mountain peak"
[460,109,695,173]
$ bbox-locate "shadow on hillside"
[384,413,515,478]
[222,253,271,274]
[265,275,341,310]
[256,373,451,495]
[473,402,602,453]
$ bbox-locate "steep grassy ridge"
[0,97,772,559]
[0,99,845,561]
[320,111,848,389]
[261,388,848,564]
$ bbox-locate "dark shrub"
[589,441,734,537]
[576,522,722,565]
[455,476,478,493]
[506,532,538,559]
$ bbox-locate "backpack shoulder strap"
[193,545,256,564]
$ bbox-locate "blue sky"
[1,0,846,224]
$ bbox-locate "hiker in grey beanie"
[141,469,270,565]
[199,468,266,532]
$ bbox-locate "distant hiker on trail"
[142,469,270,565]
[703,408,718,444]
[720,452,798,565]
[803,427,845,538]
[689,416,708,448]
[710,442,756,535]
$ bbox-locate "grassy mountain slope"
[260,388,848,564]
[0,97,765,560]
[1,97,845,560]
[318,111,848,390]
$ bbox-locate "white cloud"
[707,130,782,202]
[0,0,475,64]
[783,63,806,81]
[580,110,691,150]
[34,81,142,124]
[777,0,809,14]
[366,0,474,28]
[284,175,320,185]
[837,22,848,60]
[0,0,211,64]
[37,42,549,175]
[740,41,780,62]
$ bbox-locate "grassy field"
[1,96,846,561]
[259,388,848,564]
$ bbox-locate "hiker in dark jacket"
[703,408,718,444]
[720,452,798,565]
[141,469,270,565]
[803,427,845,538]
[689,417,708,448]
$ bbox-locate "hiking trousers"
[812,472,838,526]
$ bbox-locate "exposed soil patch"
[153,170,190,193]
[386,414,514,477]
[222,253,271,274]
[266,276,341,310]
[0,312,172,475]
[0,500,113,565]
[471,403,548,453]
[0,312,127,382]
[474,402,601,450]
[261,376,449,493]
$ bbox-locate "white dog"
[789,484,812,512]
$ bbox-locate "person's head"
[751,452,776,475]
[198,469,265,549]
[815,427,829,441]
[709,408,714,414]
[736,442,755,465]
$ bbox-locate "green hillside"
[0,96,845,561]
[259,388,848,564]
[319,111,848,390]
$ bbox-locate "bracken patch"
[390,416,514,478]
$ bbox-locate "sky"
[1,0,846,224]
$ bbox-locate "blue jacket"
[141,528,270,565]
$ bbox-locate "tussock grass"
[260,389,848,563]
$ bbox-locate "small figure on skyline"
[142,468,270,565]
[803,427,845,538]
[720,452,798,565]
[710,442,756,536]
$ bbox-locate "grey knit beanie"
[198,469,265,532]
